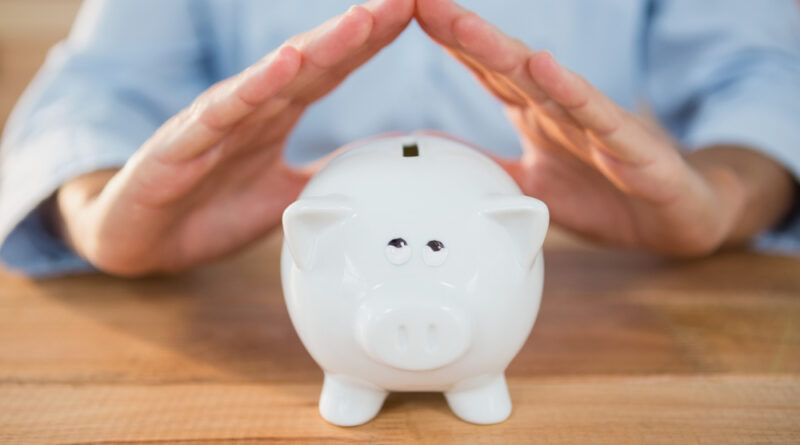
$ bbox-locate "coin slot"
[403,143,419,157]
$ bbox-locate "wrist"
[687,145,795,247]
[691,158,746,250]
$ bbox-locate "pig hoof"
[319,374,387,426]
[444,374,512,424]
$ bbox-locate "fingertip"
[269,44,303,92]
[337,4,376,51]
[364,0,414,37]
[452,12,520,73]
[242,45,302,104]
[415,0,464,46]
[340,4,375,45]
[345,4,375,37]
[252,44,301,81]
[275,44,303,77]
[366,0,414,18]
[296,3,374,69]
[527,51,559,83]
[452,11,483,47]
[398,0,417,19]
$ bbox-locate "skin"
[54,0,795,276]
[413,0,794,255]
[55,0,416,276]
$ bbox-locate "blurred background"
[0,0,81,127]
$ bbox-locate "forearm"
[687,145,796,247]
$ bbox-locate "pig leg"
[444,374,512,424]
[319,373,388,426]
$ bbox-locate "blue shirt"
[2,0,800,276]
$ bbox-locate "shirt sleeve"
[645,0,800,254]
[0,0,213,276]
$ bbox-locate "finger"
[537,115,595,164]
[193,5,372,146]
[243,0,414,133]
[242,0,414,133]
[284,0,414,104]
[289,5,374,71]
[418,2,655,165]
[417,1,640,168]
[417,1,686,205]
[527,51,660,165]
[156,0,413,162]
[526,53,684,202]
[589,146,689,204]
[414,0,464,47]
[211,0,414,138]
[416,0,547,104]
[151,44,302,162]
[236,5,378,130]
[505,105,595,166]
[127,2,384,205]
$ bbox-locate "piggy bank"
[280,134,548,426]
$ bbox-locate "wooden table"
[1,229,798,444]
[2,1,799,441]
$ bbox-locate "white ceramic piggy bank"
[281,134,548,426]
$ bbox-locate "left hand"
[55,0,416,276]
[415,0,795,255]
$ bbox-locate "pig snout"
[356,297,471,371]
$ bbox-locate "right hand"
[415,0,795,256]
[55,0,414,276]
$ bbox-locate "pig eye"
[385,238,412,265]
[423,240,448,266]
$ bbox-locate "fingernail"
[363,0,388,11]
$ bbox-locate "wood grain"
[1,2,800,444]
[0,0,82,127]
[1,229,799,444]
[3,377,797,444]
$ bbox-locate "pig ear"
[480,195,550,269]
[282,195,354,271]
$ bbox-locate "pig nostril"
[425,324,438,354]
[396,324,408,352]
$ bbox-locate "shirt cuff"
[0,127,135,276]
[684,103,800,182]
[683,91,800,255]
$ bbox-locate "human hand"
[55,0,415,276]
[416,0,794,255]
